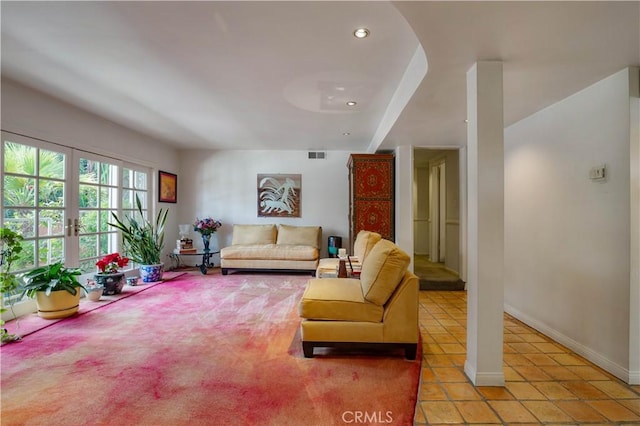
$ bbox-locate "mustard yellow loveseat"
[298,239,419,359]
[221,224,321,275]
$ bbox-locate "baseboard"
[629,370,640,385]
[464,361,505,386]
[505,303,632,383]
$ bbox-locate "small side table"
[315,256,362,279]
[169,250,219,274]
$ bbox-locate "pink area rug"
[1,271,420,425]
[3,271,186,339]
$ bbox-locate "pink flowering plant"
[193,217,222,236]
[96,253,130,274]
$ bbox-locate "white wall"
[177,149,351,258]
[1,79,178,172]
[1,78,181,263]
[504,68,635,380]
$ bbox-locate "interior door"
[438,162,446,263]
[429,159,447,263]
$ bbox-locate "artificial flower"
[193,217,222,236]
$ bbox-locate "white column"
[465,61,505,386]
[629,66,640,385]
[395,145,414,271]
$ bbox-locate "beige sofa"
[298,239,419,359]
[221,224,321,275]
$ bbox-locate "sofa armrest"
[381,271,419,343]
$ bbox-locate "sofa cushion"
[299,278,384,322]
[360,240,410,306]
[221,244,318,261]
[231,224,277,245]
[276,225,320,249]
[353,230,382,261]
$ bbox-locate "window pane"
[79,184,98,208]
[123,168,132,189]
[4,176,35,207]
[79,158,98,183]
[135,171,147,190]
[4,209,35,238]
[135,191,147,209]
[3,141,35,175]
[38,179,64,207]
[80,234,98,260]
[39,209,64,237]
[99,233,117,256]
[99,186,118,209]
[79,259,96,274]
[15,240,36,271]
[38,238,64,266]
[99,163,117,185]
[122,189,134,209]
[39,149,65,179]
[100,210,116,232]
[80,210,98,233]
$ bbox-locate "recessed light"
[343,132,351,136]
[353,28,370,39]
[346,101,357,106]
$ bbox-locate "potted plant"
[1,228,23,343]
[109,195,168,283]
[94,252,129,295]
[20,261,85,319]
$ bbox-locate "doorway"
[413,148,464,290]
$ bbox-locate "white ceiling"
[2,1,639,152]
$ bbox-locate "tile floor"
[414,291,640,425]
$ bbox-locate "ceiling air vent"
[308,151,326,160]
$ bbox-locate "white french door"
[74,151,150,273]
[1,131,150,315]
[2,133,72,272]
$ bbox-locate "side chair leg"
[302,342,314,358]
[405,344,417,360]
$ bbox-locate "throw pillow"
[276,225,321,248]
[231,224,277,245]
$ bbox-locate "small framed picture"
[159,171,177,203]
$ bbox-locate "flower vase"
[202,234,211,252]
